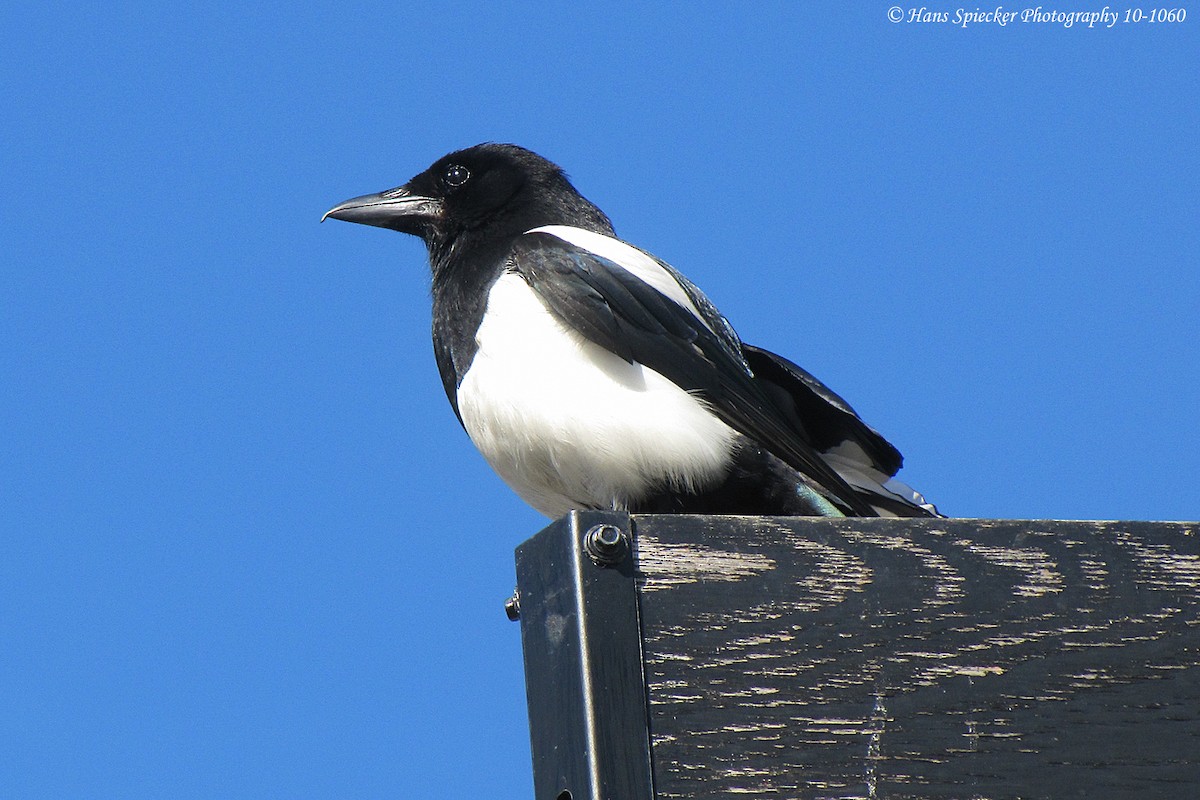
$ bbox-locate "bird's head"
[324,143,613,260]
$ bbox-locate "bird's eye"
[443,164,470,188]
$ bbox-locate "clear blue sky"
[3,3,1197,798]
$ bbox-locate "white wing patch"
[822,441,939,517]
[526,225,714,332]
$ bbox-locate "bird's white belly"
[457,272,737,517]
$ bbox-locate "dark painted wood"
[632,517,1200,799]
[514,511,654,800]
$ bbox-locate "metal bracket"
[513,511,653,800]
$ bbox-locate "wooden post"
[512,513,1200,800]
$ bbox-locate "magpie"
[324,143,938,519]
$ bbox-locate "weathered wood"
[635,517,1200,799]
[514,515,1200,799]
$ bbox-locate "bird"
[324,143,938,519]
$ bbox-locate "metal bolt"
[584,524,629,566]
[504,590,520,621]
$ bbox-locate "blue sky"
[3,3,1197,798]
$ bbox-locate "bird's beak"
[322,186,442,234]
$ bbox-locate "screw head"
[584,524,629,566]
[504,591,520,621]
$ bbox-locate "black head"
[324,144,613,260]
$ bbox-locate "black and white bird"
[325,143,938,518]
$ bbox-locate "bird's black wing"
[741,344,936,517]
[741,344,903,475]
[513,229,878,516]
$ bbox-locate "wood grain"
[632,517,1200,799]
